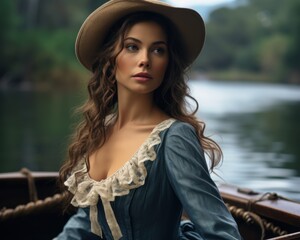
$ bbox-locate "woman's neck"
[115,90,167,129]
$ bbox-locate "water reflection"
[0,91,85,172]
[190,80,300,200]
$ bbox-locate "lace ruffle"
[64,118,176,239]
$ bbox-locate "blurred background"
[0,0,299,200]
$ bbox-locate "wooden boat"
[0,169,299,240]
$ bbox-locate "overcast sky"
[167,0,235,6]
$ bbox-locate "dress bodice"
[58,120,242,240]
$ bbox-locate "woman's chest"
[89,126,155,181]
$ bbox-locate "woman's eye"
[153,47,166,55]
[126,44,138,52]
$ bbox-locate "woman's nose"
[138,51,150,68]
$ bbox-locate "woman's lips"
[132,73,153,82]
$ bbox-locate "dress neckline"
[86,118,175,183]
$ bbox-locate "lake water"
[190,80,300,200]
[1,80,300,200]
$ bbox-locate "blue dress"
[56,119,241,240]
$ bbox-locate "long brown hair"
[59,12,222,200]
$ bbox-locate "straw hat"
[75,0,205,71]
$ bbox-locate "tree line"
[196,0,300,83]
[0,0,299,89]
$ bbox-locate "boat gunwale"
[219,183,300,228]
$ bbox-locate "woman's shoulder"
[159,119,200,150]
[164,120,197,137]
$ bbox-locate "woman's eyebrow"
[124,37,167,45]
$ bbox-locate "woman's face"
[115,21,169,95]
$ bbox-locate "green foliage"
[0,0,107,90]
[258,34,289,82]
[284,0,300,67]
[196,0,300,83]
[0,0,18,73]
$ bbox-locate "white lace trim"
[64,118,176,239]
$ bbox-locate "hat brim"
[75,0,205,71]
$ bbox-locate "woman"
[56,0,242,239]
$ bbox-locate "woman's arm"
[164,122,241,240]
[55,207,101,240]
